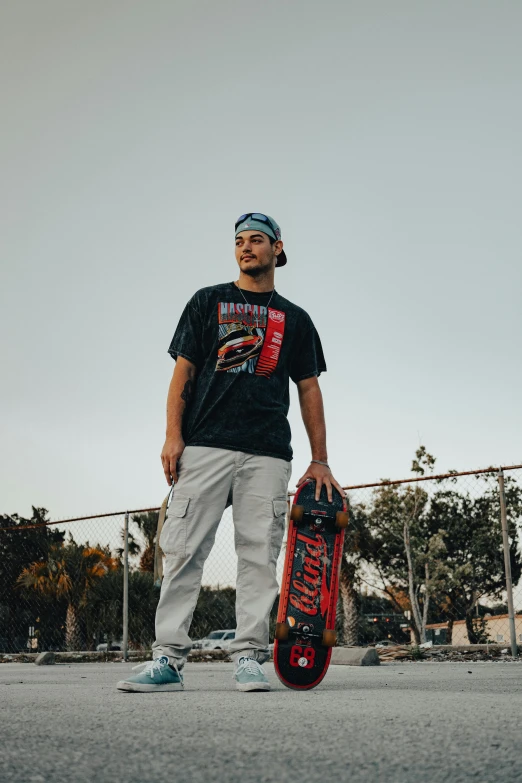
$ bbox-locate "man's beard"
[241,257,274,278]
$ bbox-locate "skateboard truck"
[275,621,337,648]
[290,504,349,530]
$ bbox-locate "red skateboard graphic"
[274,480,348,690]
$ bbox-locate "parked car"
[194,629,236,651]
[96,640,124,652]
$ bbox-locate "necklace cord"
[235,283,276,310]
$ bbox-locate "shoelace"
[132,658,184,688]
[236,658,262,677]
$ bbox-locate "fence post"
[497,469,518,657]
[123,511,129,662]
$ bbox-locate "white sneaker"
[234,657,270,692]
[116,656,184,692]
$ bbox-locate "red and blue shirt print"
[216,301,286,377]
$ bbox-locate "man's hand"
[161,357,196,485]
[296,462,345,503]
[161,436,186,485]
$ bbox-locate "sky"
[2,0,522,522]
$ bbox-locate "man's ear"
[274,240,284,257]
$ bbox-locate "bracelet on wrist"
[311,459,330,468]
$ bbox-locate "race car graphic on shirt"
[216,324,264,371]
[216,302,286,376]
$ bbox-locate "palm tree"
[18,538,117,651]
[338,501,375,646]
[131,511,159,573]
[339,557,359,645]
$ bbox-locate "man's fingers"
[161,437,185,485]
[161,454,180,485]
[315,478,323,501]
[161,456,171,486]
[325,478,333,503]
[335,481,348,498]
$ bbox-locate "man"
[117,213,343,693]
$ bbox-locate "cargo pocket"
[159,495,190,558]
[270,498,288,560]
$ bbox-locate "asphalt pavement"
[1,660,521,783]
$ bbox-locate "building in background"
[417,615,522,646]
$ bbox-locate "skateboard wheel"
[275,622,290,641]
[322,629,337,647]
[290,505,304,523]
[335,510,349,529]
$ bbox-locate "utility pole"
[123,511,129,661]
[498,470,518,658]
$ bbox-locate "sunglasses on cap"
[235,213,280,239]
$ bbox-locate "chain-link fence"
[338,465,522,655]
[1,464,521,656]
[0,504,266,654]
[0,511,128,654]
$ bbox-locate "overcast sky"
[2,0,521,521]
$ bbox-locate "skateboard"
[274,479,348,690]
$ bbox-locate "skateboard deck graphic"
[274,480,348,690]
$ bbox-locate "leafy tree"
[128,571,160,646]
[0,508,65,652]
[85,568,161,649]
[115,512,159,572]
[349,448,444,643]
[18,537,118,650]
[364,482,438,643]
[354,449,522,644]
[425,476,522,643]
[131,511,159,573]
[411,446,436,476]
[338,449,441,645]
[189,586,236,640]
[338,502,374,645]
[83,567,124,648]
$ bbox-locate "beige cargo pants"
[152,446,291,667]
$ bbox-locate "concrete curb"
[0,649,231,665]
[2,644,517,666]
[35,652,56,665]
[331,646,381,666]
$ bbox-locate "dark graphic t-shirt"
[168,282,326,461]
